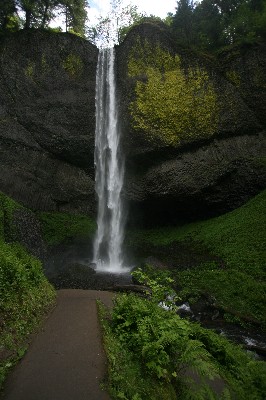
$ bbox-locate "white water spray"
[93,48,126,273]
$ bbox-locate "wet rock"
[143,256,169,270]
[12,208,47,262]
[211,310,220,321]
[177,302,193,318]
[107,284,150,294]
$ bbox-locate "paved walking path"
[2,290,115,400]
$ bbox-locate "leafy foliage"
[170,0,266,52]
[127,190,266,327]
[132,266,179,308]
[0,0,20,32]
[0,192,55,390]
[0,0,88,36]
[100,271,266,399]
[0,192,22,241]
[61,0,88,36]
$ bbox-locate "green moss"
[127,190,266,327]
[225,70,241,87]
[41,54,49,73]
[63,53,83,77]
[128,39,218,146]
[253,68,266,89]
[130,190,266,274]
[38,211,96,246]
[0,192,22,241]
[252,156,266,167]
[25,60,35,78]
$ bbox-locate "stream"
[44,242,266,361]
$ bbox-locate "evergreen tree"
[0,0,17,31]
[172,0,195,46]
[38,0,60,28]
[61,0,88,36]
[18,0,58,29]
[13,0,88,34]
[193,0,224,50]
[231,0,266,42]
[170,0,266,51]
[19,0,36,29]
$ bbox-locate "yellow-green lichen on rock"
[128,39,218,146]
[25,60,35,79]
[41,54,49,73]
[225,70,241,87]
[63,53,84,78]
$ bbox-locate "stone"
[0,30,98,215]
[0,25,265,226]
[116,22,266,225]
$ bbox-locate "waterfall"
[93,48,126,273]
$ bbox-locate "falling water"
[93,48,126,273]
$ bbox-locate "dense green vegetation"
[0,192,55,390]
[100,269,266,399]
[170,0,266,52]
[127,190,266,328]
[0,0,88,36]
[2,0,265,52]
[38,211,96,246]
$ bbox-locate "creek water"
[93,48,128,273]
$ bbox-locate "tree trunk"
[24,9,31,29]
[42,2,49,27]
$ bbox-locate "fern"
[106,271,266,399]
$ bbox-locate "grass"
[0,192,56,390]
[127,190,266,328]
[37,211,96,246]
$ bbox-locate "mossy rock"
[116,22,260,155]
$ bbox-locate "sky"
[87,0,178,25]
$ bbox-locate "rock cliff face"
[0,30,98,214]
[0,25,265,225]
[116,22,266,224]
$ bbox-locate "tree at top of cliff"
[170,0,266,51]
[172,0,196,46]
[18,0,58,29]
[59,0,88,36]
[0,0,89,37]
[0,0,21,31]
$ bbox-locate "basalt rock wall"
[0,26,265,225]
[0,30,98,214]
[116,22,266,225]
